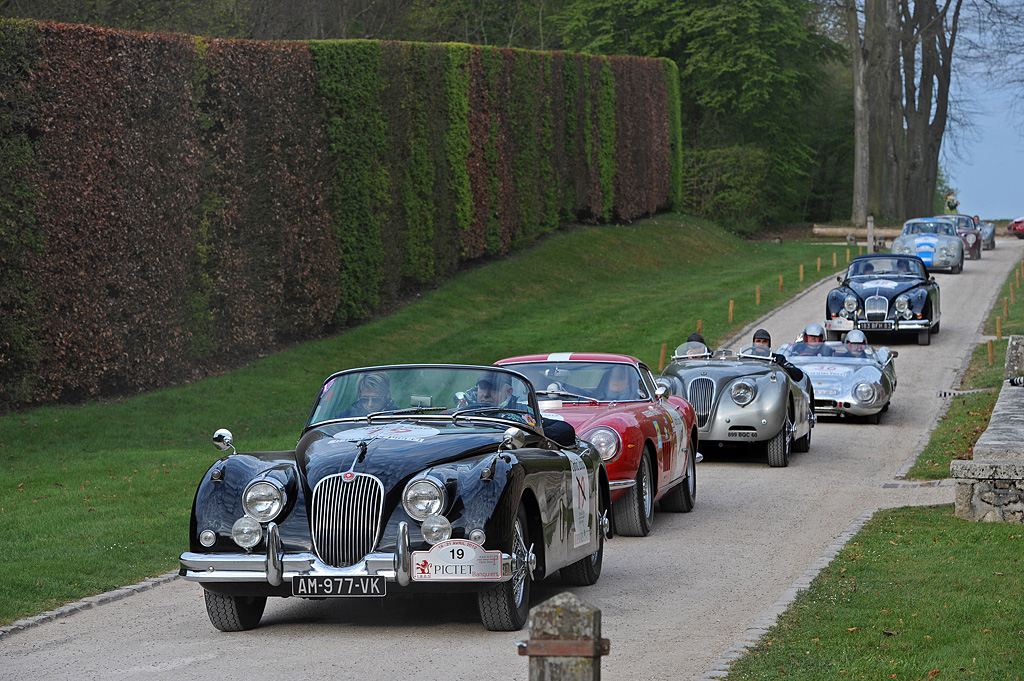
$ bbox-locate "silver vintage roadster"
[657,343,814,467]
[777,341,897,423]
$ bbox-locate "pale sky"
[944,97,1024,222]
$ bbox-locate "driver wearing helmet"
[844,329,870,358]
[678,331,712,358]
[751,328,804,381]
[796,323,832,356]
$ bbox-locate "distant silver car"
[657,342,814,467]
[979,221,996,250]
[777,341,897,424]
[891,218,964,273]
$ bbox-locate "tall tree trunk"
[843,0,869,227]
[898,0,962,218]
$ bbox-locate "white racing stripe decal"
[547,352,574,361]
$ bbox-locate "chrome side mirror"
[213,428,235,453]
[655,385,668,400]
[501,427,527,451]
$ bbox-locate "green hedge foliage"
[0,22,680,411]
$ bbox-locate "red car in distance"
[496,353,699,537]
[938,214,983,260]
[1008,216,1024,239]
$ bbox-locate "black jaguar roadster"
[823,254,941,345]
[180,365,610,632]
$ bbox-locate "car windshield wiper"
[535,389,600,404]
[366,406,447,421]
[450,407,533,424]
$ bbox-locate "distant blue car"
[890,217,964,273]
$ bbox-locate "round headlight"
[894,295,909,312]
[199,529,217,547]
[421,515,453,545]
[967,233,977,243]
[243,480,285,522]
[854,382,876,403]
[583,427,621,461]
[939,247,949,258]
[844,295,858,312]
[231,516,262,549]
[731,380,756,406]
[403,477,447,521]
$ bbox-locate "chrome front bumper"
[180,521,518,587]
[825,318,932,332]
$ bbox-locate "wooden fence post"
[697,319,702,333]
[517,592,609,681]
[778,275,783,292]
[799,264,804,282]
[729,300,734,323]
[659,343,666,372]
[846,248,850,263]
[833,252,837,267]
[817,257,821,272]
[756,285,760,306]
[997,316,1003,340]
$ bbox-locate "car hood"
[846,278,924,299]
[297,421,504,491]
[663,358,778,384]
[535,402,640,433]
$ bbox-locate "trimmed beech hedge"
[0,20,681,411]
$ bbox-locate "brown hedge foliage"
[197,38,338,359]
[26,23,200,402]
[1,24,679,411]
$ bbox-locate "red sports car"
[1009,216,1024,239]
[496,353,699,537]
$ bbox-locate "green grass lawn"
[0,213,844,626]
[723,505,1024,680]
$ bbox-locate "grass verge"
[723,504,1024,680]
[904,255,1024,481]
[0,213,845,626]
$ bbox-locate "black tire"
[952,258,963,274]
[932,320,940,334]
[867,410,882,425]
[917,328,931,345]
[766,412,792,467]
[612,449,654,536]
[659,443,696,512]
[560,489,604,586]
[204,590,267,632]
[478,504,532,631]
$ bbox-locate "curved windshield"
[736,344,774,360]
[902,220,955,237]
[504,361,648,403]
[782,340,878,359]
[307,366,538,427]
[847,256,924,278]
[672,341,712,359]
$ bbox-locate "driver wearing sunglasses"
[341,371,396,416]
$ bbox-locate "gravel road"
[3,239,1022,681]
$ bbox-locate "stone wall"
[952,335,1024,522]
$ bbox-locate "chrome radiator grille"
[687,377,716,428]
[865,295,889,320]
[310,472,384,568]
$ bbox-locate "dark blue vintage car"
[824,254,941,345]
[180,365,610,632]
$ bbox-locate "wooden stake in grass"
[988,339,994,367]
[833,252,837,267]
[799,264,804,282]
[660,343,667,371]
[997,316,1003,340]
[817,257,821,272]
[697,319,702,333]
[756,285,761,306]
[729,300,734,323]
[779,274,783,292]
[858,244,863,256]
[846,248,850,263]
